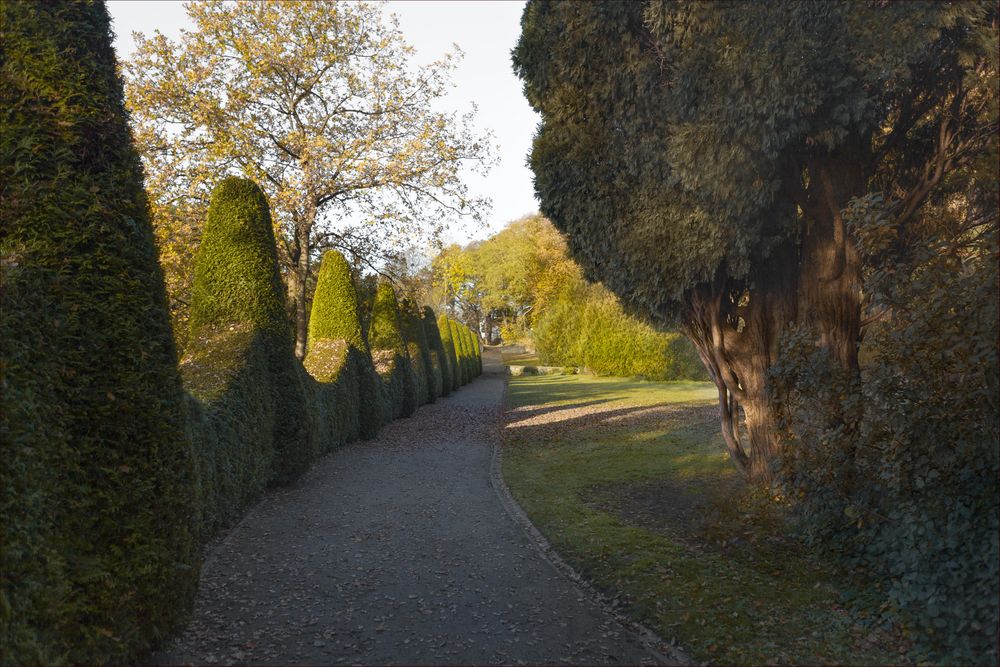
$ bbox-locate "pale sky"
[107,0,539,248]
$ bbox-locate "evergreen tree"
[514,0,998,480]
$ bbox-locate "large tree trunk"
[681,149,869,484]
[683,241,798,484]
[800,152,865,372]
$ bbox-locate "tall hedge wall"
[472,332,482,375]
[439,315,461,390]
[1,7,483,661]
[422,306,448,397]
[185,178,315,487]
[453,320,471,385]
[370,280,416,419]
[453,322,466,385]
[0,2,197,662]
[401,298,435,406]
[304,250,382,442]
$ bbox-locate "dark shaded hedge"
[0,1,197,662]
[422,306,448,397]
[454,321,472,385]
[1,8,482,661]
[402,298,435,406]
[370,280,416,419]
[439,315,461,389]
[473,332,482,375]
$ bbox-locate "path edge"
[488,370,692,667]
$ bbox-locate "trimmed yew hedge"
[1,8,484,662]
[369,280,416,420]
[1,2,197,662]
[439,315,461,389]
[401,298,434,406]
[185,177,315,492]
[422,306,448,397]
[304,250,382,444]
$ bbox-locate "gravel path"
[152,349,676,666]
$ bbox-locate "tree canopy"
[514,0,998,479]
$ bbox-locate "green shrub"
[186,177,315,486]
[439,314,461,390]
[463,323,474,383]
[401,298,435,405]
[0,2,197,661]
[462,325,476,380]
[450,320,469,385]
[422,306,448,397]
[772,209,999,664]
[304,250,382,443]
[181,325,275,537]
[473,331,483,375]
[534,284,706,381]
[369,280,415,419]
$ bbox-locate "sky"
[106,0,541,248]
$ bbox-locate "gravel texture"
[150,349,673,666]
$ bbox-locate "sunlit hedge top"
[189,177,287,338]
[368,280,406,353]
[308,249,365,351]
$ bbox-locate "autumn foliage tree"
[125,0,493,357]
[514,0,998,481]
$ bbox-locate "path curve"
[153,349,678,666]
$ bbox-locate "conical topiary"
[422,306,449,397]
[401,298,434,405]
[474,330,483,375]
[369,280,416,418]
[186,177,314,487]
[0,2,196,661]
[305,250,382,441]
[451,320,469,386]
[188,179,287,336]
[439,314,461,389]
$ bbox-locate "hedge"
[457,321,474,385]
[304,250,382,442]
[446,320,462,386]
[534,286,707,381]
[369,280,416,419]
[401,298,435,405]
[185,177,315,488]
[469,328,482,375]
[422,306,448,397]
[1,7,483,661]
[0,2,197,662]
[439,315,461,390]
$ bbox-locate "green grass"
[502,350,542,366]
[502,373,905,665]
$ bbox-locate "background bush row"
[0,4,482,664]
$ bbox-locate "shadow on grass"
[506,374,714,409]
[501,372,910,666]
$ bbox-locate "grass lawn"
[502,373,905,665]
[501,350,542,366]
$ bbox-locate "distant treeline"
[416,215,706,381]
